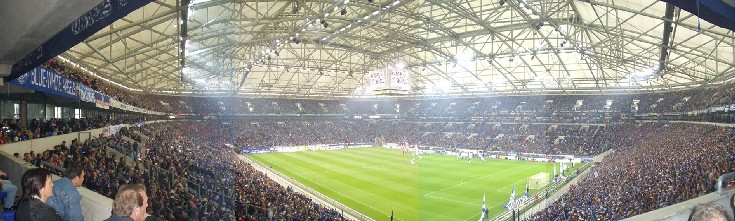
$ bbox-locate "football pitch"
[249,148,572,221]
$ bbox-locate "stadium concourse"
[1,0,735,220]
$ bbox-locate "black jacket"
[103,215,134,221]
[15,198,63,221]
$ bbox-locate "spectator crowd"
[14,121,352,220]
[527,123,735,220]
[4,119,734,220]
[0,117,142,144]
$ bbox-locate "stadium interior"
[0,0,734,220]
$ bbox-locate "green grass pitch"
[249,147,574,221]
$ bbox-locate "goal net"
[529,172,550,189]
[374,137,385,147]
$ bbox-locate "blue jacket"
[47,178,84,221]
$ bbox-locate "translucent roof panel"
[61,0,735,97]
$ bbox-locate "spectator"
[0,170,18,210]
[104,184,148,221]
[47,164,85,221]
[15,168,62,221]
[527,123,735,220]
[688,203,731,221]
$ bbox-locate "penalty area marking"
[423,163,535,198]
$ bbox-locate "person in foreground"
[104,184,148,221]
[47,164,85,221]
[0,169,18,210]
[15,168,62,221]
[688,203,732,221]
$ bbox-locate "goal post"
[374,137,384,147]
[529,172,550,189]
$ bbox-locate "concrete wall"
[592,149,613,163]
[105,146,135,166]
[625,189,735,221]
[79,188,114,221]
[0,128,107,156]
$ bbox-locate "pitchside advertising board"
[369,68,411,95]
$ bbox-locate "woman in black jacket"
[15,168,62,221]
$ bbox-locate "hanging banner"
[8,0,155,81]
[103,95,111,109]
[79,85,96,103]
[95,92,105,108]
[8,66,79,99]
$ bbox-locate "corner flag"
[504,184,516,210]
[479,193,486,221]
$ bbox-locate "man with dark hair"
[688,203,731,221]
[105,184,148,221]
[47,164,85,221]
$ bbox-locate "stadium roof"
[58,0,735,97]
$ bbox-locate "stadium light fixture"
[456,50,475,62]
[396,61,405,69]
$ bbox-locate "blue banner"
[8,0,155,81]
[8,66,79,99]
[79,85,96,103]
[95,92,104,107]
[103,95,110,109]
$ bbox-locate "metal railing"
[717,172,735,193]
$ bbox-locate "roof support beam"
[656,3,676,76]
